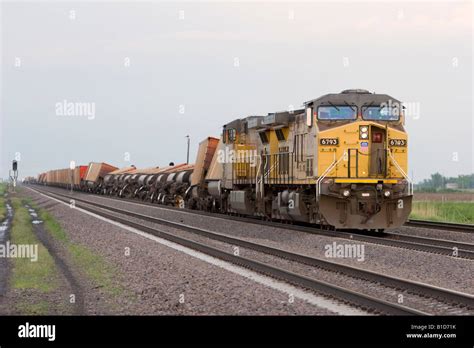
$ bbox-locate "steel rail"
[29,187,474,314]
[28,185,474,259]
[29,186,433,315]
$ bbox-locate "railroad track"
[406,219,474,233]
[29,185,474,260]
[27,186,474,315]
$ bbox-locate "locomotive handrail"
[266,156,280,181]
[255,155,261,197]
[257,154,280,185]
[316,151,347,202]
[255,154,282,201]
[387,150,413,195]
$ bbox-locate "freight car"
[125,167,163,200]
[83,162,118,193]
[39,162,117,192]
[146,163,195,206]
[37,165,88,189]
[36,89,412,230]
[100,164,195,205]
[102,166,137,196]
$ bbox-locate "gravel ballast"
[21,187,360,315]
[63,197,472,315]
[39,187,473,295]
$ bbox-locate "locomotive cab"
[309,89,412,229]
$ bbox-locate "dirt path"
[0,199,13,299]
[0,194,89,315]
[25,203,85,315]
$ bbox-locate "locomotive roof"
[224,90,401,129]
[224,115,264,129]
[305,89,402,107]
[224,110,305,129]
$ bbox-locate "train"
[31,89,413,231]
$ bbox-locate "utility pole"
[185,135,190,164]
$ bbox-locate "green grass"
[39,210,68,242]
[15,300,52,315]
[0,197,5,222]
[0,183,6,221]
[68,244,123,296]
[410,201,474,224]
[9,196,125,314]
[28,199,124,296]
[10,198,60,292]
[25,196,68,242]
[0,182,6,196]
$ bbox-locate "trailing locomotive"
[35,89,412,231]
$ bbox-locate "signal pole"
[185,135,190,164]
[9,160,18,193]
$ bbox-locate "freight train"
[32,89,413,231]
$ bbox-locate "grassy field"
[6,196,126,314]
[27,198,124,296]
[9,197,63,313]
[10,198,60,293]
[413,192,474,202]
[0,197,5,222]
[410,201,474,224]
[0,183,6,221]
[0,182,6,196]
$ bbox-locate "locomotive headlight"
[342,189,350,197]
[359,126,369,140]
[384,190,391,197]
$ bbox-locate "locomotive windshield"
[317,106,357,120]
[362,106,399,121]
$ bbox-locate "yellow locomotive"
[194,89,412,230]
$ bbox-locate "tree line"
[415,173,474,192]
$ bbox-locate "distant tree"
[457,174,474,189]
[430,172,444,189]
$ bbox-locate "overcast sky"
[0,1,472,183]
